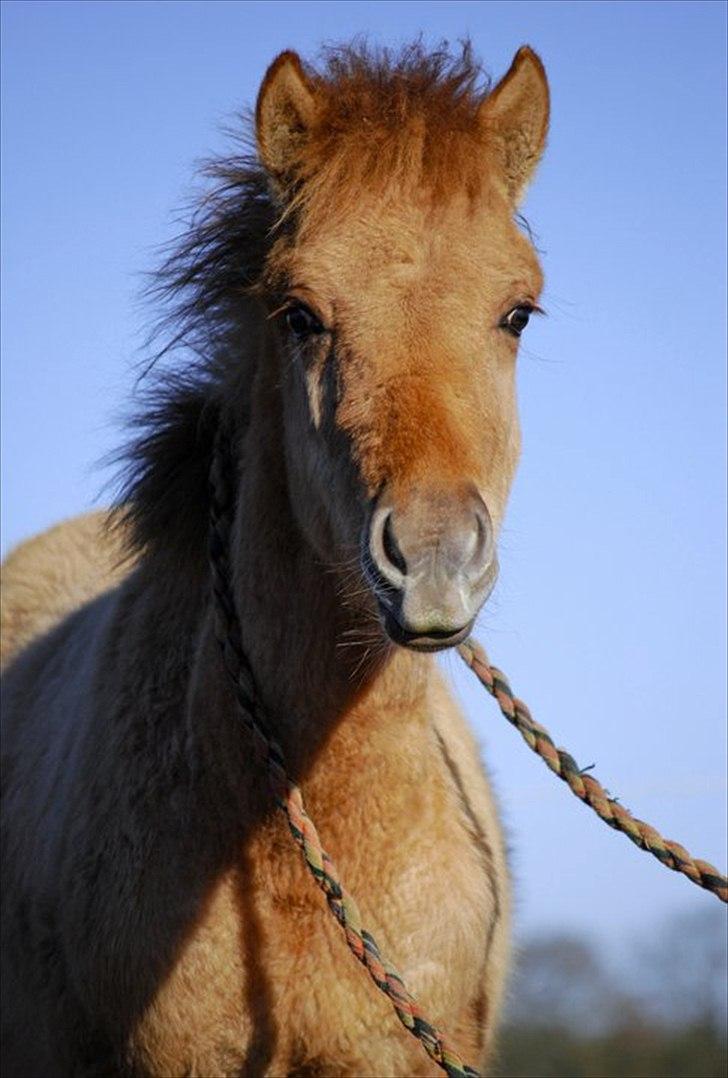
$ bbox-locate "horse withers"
[1,42,549,1077]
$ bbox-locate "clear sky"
[2,0,726,951]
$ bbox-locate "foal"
[1,43,549,1076]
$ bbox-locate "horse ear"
[256,51,318,185]
[480,47,549,205]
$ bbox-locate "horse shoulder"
[0,510,131,669]
[1,582,130,1074]
[427,671,512,1061]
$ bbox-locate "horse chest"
[130,753,493,1077]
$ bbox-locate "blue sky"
[2,0,726,949]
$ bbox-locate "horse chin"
[379,607,474,653]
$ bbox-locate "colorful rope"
[209,430,480,1078]
[457,638,728,903]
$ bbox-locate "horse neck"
[220,335,433,775]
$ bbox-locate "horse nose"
[369,489,492,585]
[367,485,498,649]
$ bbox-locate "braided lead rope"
[457,638,728,903]
[208,430,480,1078]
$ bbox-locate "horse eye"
[285,303,324,340]
[501,304,534,338]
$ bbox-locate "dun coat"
[1,42,549,1077]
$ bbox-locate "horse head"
[255,45,549,651]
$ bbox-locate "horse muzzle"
[364,484,498,652]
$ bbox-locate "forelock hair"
[288,40,492,221]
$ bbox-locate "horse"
[0,42,549,1077]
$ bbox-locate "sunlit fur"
[1,42,548,1076]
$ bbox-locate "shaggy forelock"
[290,41,493,215]
[312,39,489,136]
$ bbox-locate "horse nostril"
[472,507,488,565]
[466,498,495,580]
[382,512,407,576]
[368,504,407,591]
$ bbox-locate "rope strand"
[456,638,727,903]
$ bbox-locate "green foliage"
[493,1022,727,1077]
[492,908,728,1078]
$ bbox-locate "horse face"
[258,47,549,650]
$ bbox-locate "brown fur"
[1,41,548,1076]
[0,512,128,669]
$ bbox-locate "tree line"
[493,907,727,1077]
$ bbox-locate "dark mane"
[113,40,490,561]
[111,132,275,560]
